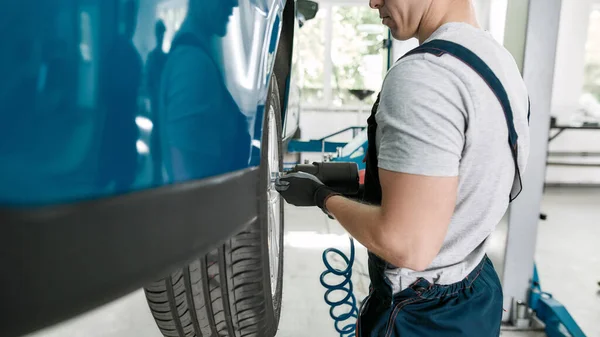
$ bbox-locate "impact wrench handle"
[289,162,360,196]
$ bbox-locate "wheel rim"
[266,104,282,299]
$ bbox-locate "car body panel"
[0,1,304,336]
[0,0,286,207]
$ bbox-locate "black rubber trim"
[0,167,259,337]
[275,0,295,121]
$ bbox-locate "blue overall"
[356,40,527,337]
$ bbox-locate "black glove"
[274,172,340,212]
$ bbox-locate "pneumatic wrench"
[274,162,361,196]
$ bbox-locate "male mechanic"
[276,0,531,336]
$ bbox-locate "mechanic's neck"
[416,0,480,44]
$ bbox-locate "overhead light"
[136,116,153,131]
[136,140,149,154]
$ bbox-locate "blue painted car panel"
[0,0,285,206]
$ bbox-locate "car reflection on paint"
[0,1,319,337]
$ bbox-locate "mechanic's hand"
[274,172,339,210]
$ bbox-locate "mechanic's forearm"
[325,195,415,269]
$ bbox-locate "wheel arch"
[273,0,296,123]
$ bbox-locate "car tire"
[143,75,285,337]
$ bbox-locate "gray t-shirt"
[376,22,530,293]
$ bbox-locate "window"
[583,7,600,103]
[296,3,388,110]
[296,4,326,105]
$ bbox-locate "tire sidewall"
[258,74,285,335]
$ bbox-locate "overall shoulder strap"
[401,39,525,202]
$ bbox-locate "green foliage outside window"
[297,5,386,108]
[583,10,600,103]
[296,6,326,105]
[583,63,600,102]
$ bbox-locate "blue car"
[0,0,317,336]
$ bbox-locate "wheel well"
[273,0,295,120]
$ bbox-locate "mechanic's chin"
[389,28,413,42]
[382,18,401,41]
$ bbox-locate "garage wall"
[547,0,600,185]
[551,0,592,118]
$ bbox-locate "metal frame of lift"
[501,0,586,335]
[287,126,364,155]
[528,265,587,337]
[547,118,600,169]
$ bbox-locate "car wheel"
[143,75,284,337]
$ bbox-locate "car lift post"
[501,0,586,335]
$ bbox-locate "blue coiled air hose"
[320,237,359,337]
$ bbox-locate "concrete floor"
[25,187,600,337]
[529,187,600,337]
